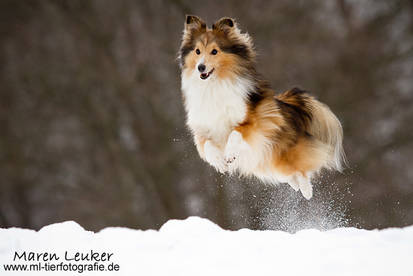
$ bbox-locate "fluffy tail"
[276,88,347,171]
[307,97,347,171]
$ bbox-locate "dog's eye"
[195,49,200,55]
[211,49,218,55]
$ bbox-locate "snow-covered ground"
[1,216,412,276]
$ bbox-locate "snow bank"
[1,216,412,276]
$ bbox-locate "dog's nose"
[198,64,206,73]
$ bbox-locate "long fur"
[178,15,346,199]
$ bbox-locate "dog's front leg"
[204,140,228,173]
[224,130,252,172]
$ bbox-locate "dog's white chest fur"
[182,75,252,146]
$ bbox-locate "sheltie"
[178,15,346,199]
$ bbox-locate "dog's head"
[178,15,255,81]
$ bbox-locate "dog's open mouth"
[200,68,214,80]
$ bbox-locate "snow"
[1,216,412,276]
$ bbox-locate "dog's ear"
[185,15,206,32]
[212,17,236,32]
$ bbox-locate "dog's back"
[276,88,346,171]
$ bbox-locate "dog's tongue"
[201,73,207,78]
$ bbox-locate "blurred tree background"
[1,0,412,231]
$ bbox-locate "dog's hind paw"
[288,175,300,192]
[299,178,313,199]
[289,173,313,199]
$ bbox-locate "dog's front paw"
[204,141,227,173]
[225,155,237,164]
[224,131,245,172]
[224,150,238,169]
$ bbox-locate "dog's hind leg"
[297,173,313,199]
[288,174,300,192]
